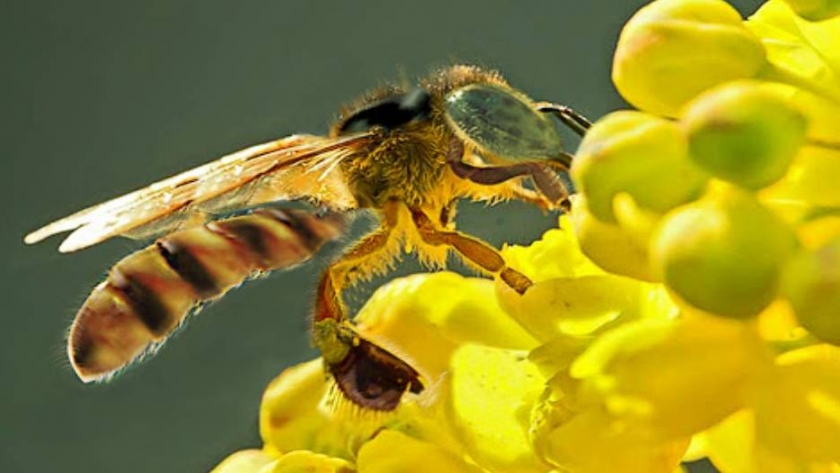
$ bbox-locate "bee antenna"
[535,102,592,137]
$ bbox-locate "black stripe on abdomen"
[108,268,173,336]
[260,208,319,251]
[156,240,220,298]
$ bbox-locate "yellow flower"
[216,272,549,473]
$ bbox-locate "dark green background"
[2,1,763,472]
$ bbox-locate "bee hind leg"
[312,202,423,411]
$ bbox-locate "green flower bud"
[651,185,798,318]
[572,111,707,224]
[782,237,840,345]
[682,81,807,190]
[781,0,840,21]
[613,0,766,117]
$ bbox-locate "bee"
[25,65,590,411]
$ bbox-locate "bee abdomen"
[68,209,346,382]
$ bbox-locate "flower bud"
[682,81,807,190]
[781,0,840,22]
[781,237,840,345]
[569,196,655,282]
[613,0,766,117]
[572,111,707,224]
[651,185,798,318]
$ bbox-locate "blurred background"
[2,1,764,471]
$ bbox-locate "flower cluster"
[212,1,840,472]
[569,0,840,470]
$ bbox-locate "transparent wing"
[25,133,369,252]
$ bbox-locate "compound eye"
[339,88,432,135]
[444,83,563,161]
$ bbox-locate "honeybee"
[25,65,590,411]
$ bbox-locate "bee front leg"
[447,140,571,209]
[449,159,570,210]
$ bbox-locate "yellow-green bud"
[569,196,655,282]
[782,237,840,345]
[572,111,707,223]
[682,81,807,190]
[613,0,766,117]
[652,185,798,318]
[782,0,840,20]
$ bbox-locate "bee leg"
[448,138,570,207]
[526,163,573,212]
[411,208,533,294]
[450,157,570,209]
[312,203,423,411]
[508,185,554,211]
[535,101,592,137]
[312,228,393,326]
[313,318,423,411]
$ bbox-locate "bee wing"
[25,133,369,253]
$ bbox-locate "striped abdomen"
[68,208,346,382]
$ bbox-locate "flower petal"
[211,450,277,473]
[272,451,353,473]
[447,344,548,472]
[356,430,483,473]
[752,346,840,463]
[356,273,538,380]
[570,314,760,441]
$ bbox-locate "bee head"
[338,88,432,135]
